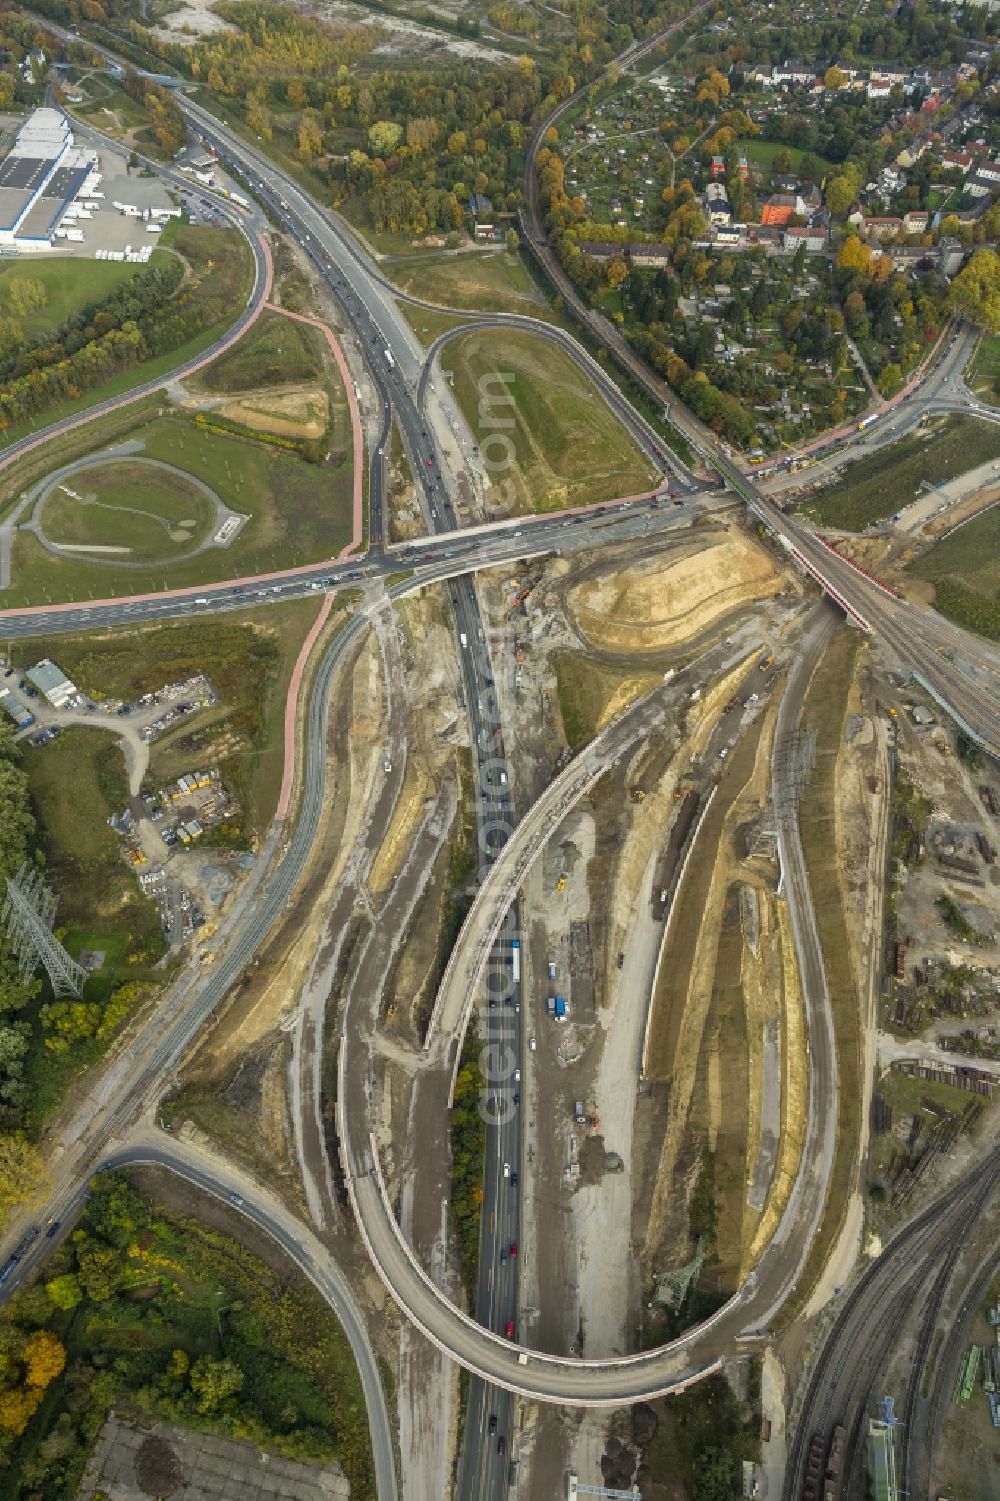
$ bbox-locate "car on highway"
[509,1241,517,1258]
[500,1247,507,1264]
[514,1067,521,1082]
[504,1321,514,1339]
[497,1436,506,1457]
[489,1414,497,1434]
[510,1172,518,1188]
[229,1193,244,1207]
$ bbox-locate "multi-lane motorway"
[2,13,998,1497]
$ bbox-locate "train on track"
[801,1424,846,1501]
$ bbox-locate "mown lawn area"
[41,459,217,561]
[804,416,1000,531]
[6,404,353,602]
[387,250,557,319]
[0,258,147,341]
[441,329,658,512]
[907,505,1000,640]
[737,138,833,177]
[10,598,336,837]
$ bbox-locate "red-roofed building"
[761,195,796,227]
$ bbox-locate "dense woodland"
[0,226,247,431]
[0,1176,376,1498]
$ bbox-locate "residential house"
[782,224,828,252]
[628,244,676,268]
[702,181,731,226]
[576,241,621,262]
[774,59,816,86]
[761,194,797,227]
[903,209,930,234]
[865,215,904,240]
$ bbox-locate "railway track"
[783,1147,1000,1499]
[915,1244,1000,1497]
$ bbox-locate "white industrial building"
[0,108,97,249]
[25,659,78,709]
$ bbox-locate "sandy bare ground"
[573,840,661,1356]
[642,680,778,1272]
[295,0,513,60]
[219,384,330,441]
[566,530,782,656]
[804,691,891,1317]
[146,0,236,46]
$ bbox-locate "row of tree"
[0,261,182,386]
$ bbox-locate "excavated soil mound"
[566,530,780,654]
[219,382,329,439]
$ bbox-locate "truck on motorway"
[384,348,395,368]
[511,939,520,983]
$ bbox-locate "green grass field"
[387,250,557,319]
[440,329,657,512]
[0,225,255,452]
[5,398,353,603]
[70,78,172,159]
[966,332,1000,407]
[0,258,148,341]
[553,653,658,748]
[10,598,334,837]
[23,727,164,965]
[737,138,834,176]
[192,308,326,395]
[907,505,1000,640]
[40,460,217,561]
[805,416,1000,531]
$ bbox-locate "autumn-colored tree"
[825,174,859,216]
[45,1273,82,1311]
[368,121,402,157]
[297,111,324,163]
[0,1386,40,1435]
[189,1356,245,1414]
[245,92,272,142]
[836,235,872,274]
[7,279,46,317]
[948,249,1000,332]
[0,1136,46,1221]
[824,65,848,89]
[76,1240,124,1302]
[22,1329,65,1390]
